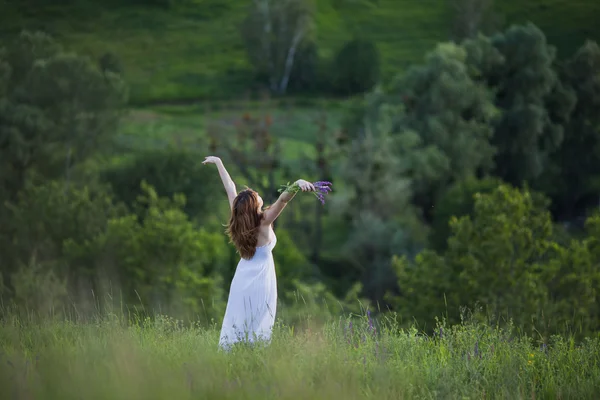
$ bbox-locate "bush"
[0,179,228,320]
[0,180,125,285]
[101,148,223,221]
[430,177,503,251]
[63,182,228,320]
[331,38,381,95]
[286,41,322,94]
[392,184,600,339]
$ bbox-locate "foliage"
[449,0,501,41]
[331,38,381,95]
[392,184,600,338]
[429,176,503,251]
[64,182,228,319]
[241,0,316,94]
[0,31,127,199]
[464,24,571,186]
[272,229,314,294]
[342,41,498,221]
[390,42,497,216]
[0,179,228,320]
[331,91,427,301]
[0,181,125,290]
[542,40,600,219]
[101,148,223,220]
[285,41,321,94]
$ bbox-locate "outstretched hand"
[202,156,221,165]
[296,179,315,192]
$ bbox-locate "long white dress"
[219,229,278,350]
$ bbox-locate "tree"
[331,91,427,301]
[307,110,335,264]
[391,42,498,219]
[392,185,556,333]
[64,183,228,319]
[449,0,500,41]
[0,180,126,299]
[392,183,600,337]
[101,148,223,220]
[429,176,503,251]
[331,38,381,95]
[543,41,600,220]
[0,31,127,199]
[241,0,315,94]
[463,24,572,187]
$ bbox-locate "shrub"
[331,38,381,95]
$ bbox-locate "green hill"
[1,0,599,104]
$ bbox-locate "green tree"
[64,183,228,319]
[392,185,556,334]
[543,40,600,220]
[543,220,600,336]
[101,148,222,220]
[241,0,315,94]
[391,42,497,219]
[449,0,500,41]
[430,176,503,251]
[0,180,125,307]
[463,24,571,187]
[332,92,427,301]
[0,181,124,278]
[0,31,127,199]
[331,38,381,95]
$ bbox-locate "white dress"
[219,229,278,350]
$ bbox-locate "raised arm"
[262,179,315,225]
[202,156,237,210]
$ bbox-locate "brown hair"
[225,189,264,259]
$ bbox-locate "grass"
[2,0,599,103]
[1,309,599,399]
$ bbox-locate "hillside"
[1,0,599,104]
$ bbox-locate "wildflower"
[278,180,333,205]
[367,310,374,332]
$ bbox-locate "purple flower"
[278,180,333,205]
[312,181,332,205]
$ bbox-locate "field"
[1,308,599,400]
[2,0,599,103]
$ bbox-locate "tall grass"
[1,306,599,399]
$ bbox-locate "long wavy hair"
[225,188,264,260]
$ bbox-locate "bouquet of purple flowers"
[278,181,333,205]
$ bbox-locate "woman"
[203,155,315,350]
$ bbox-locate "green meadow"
[2,308,599,400]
